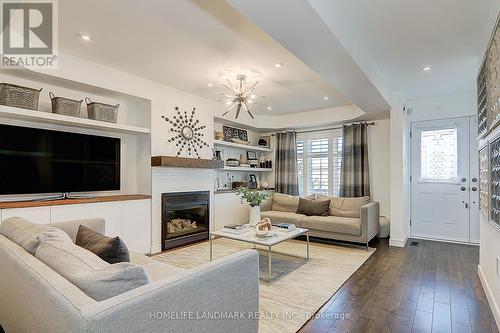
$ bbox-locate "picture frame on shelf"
[222,125,233,141]
[238,129,248,141]
[246,151,257,160]
[249,174,257,189]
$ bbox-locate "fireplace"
[161,191,210,251]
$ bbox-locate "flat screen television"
[0,124,121,195]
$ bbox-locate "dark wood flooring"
[299,238,499,333]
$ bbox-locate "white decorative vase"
[249,205,261,227]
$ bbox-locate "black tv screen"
[0,124,121,195]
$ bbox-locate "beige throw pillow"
[272,193,299,212]
[0,217,72,255]
[35,240,151,301]
[330,196,370,218]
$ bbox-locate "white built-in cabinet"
[0,199,152,254]
[2,207,51,224]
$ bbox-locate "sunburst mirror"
[162,107,209,158]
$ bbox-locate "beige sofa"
[261,193,379,249]
[0,218,259,333]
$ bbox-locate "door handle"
[471,187,477,191]
[460,186,467,191]
[472,178,478,183]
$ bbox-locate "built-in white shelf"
[0,104,151,134]
[222,166,273,172]
[214,140,272,152]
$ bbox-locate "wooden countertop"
[0,194,151,209]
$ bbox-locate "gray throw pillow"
[296,198,331,216]
[76,225,130,264]
[35,240,150,301]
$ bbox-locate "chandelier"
[219,74,264,119]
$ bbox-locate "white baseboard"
[150,244,162,254]
[478,264,500,328]
[389,232,409,247]
[411,233,478,245]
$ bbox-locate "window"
[420,128,458,182]
[297,130,343,197]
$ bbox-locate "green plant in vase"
[235,187,270,226]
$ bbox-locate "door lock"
[460,186,467,191]
[472,178,478,183]
[461,178,467,182]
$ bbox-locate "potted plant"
[235,187,270,226]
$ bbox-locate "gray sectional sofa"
[0,218,259,333]
[261,193,379,249]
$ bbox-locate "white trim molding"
[478,264,500,328]
[410,234,479,246]
[389,232,409,247]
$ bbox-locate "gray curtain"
[340,123,370,197]
[275,131,299,195]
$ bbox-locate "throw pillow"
[0,217,72,255]
[329,196,370,217]
[296,198,331,216]
[272,193,300,212]
[76,225,130,264]
[35,240,150,301]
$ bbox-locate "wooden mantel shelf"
[151,156,224,169]
[0,194,151,209]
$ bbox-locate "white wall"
[368,118,390,217]
[389,106,410,247]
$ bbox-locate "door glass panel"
[420,128,458,182]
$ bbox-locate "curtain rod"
[272,121,375,135]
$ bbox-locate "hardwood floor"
[299,238,499,333]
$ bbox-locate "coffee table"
[210,227,310,282]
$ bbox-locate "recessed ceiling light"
[274,63,283,68]
[422,66,431,72]
[248,100,254,104]
[226,101,232,105]
[207,83,213,87]
[323,96,329,100]
[77,33,92,41]
[267,106,272,110]
[250,94,256,98]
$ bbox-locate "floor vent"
[410,241,420,247]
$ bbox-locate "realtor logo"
[1,0,58,68]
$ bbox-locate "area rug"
[153,239,375,333]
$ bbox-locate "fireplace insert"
[161,191,209,251]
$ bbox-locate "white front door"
[411,117,479,243]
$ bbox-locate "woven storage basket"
[85,97,119,123]
[0,83,41,110]
[49,92,82,117]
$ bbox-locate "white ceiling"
[58,0,351,115]
[58,0,497,118]
[336,0,495,101]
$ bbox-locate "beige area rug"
[153,239,374,333]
